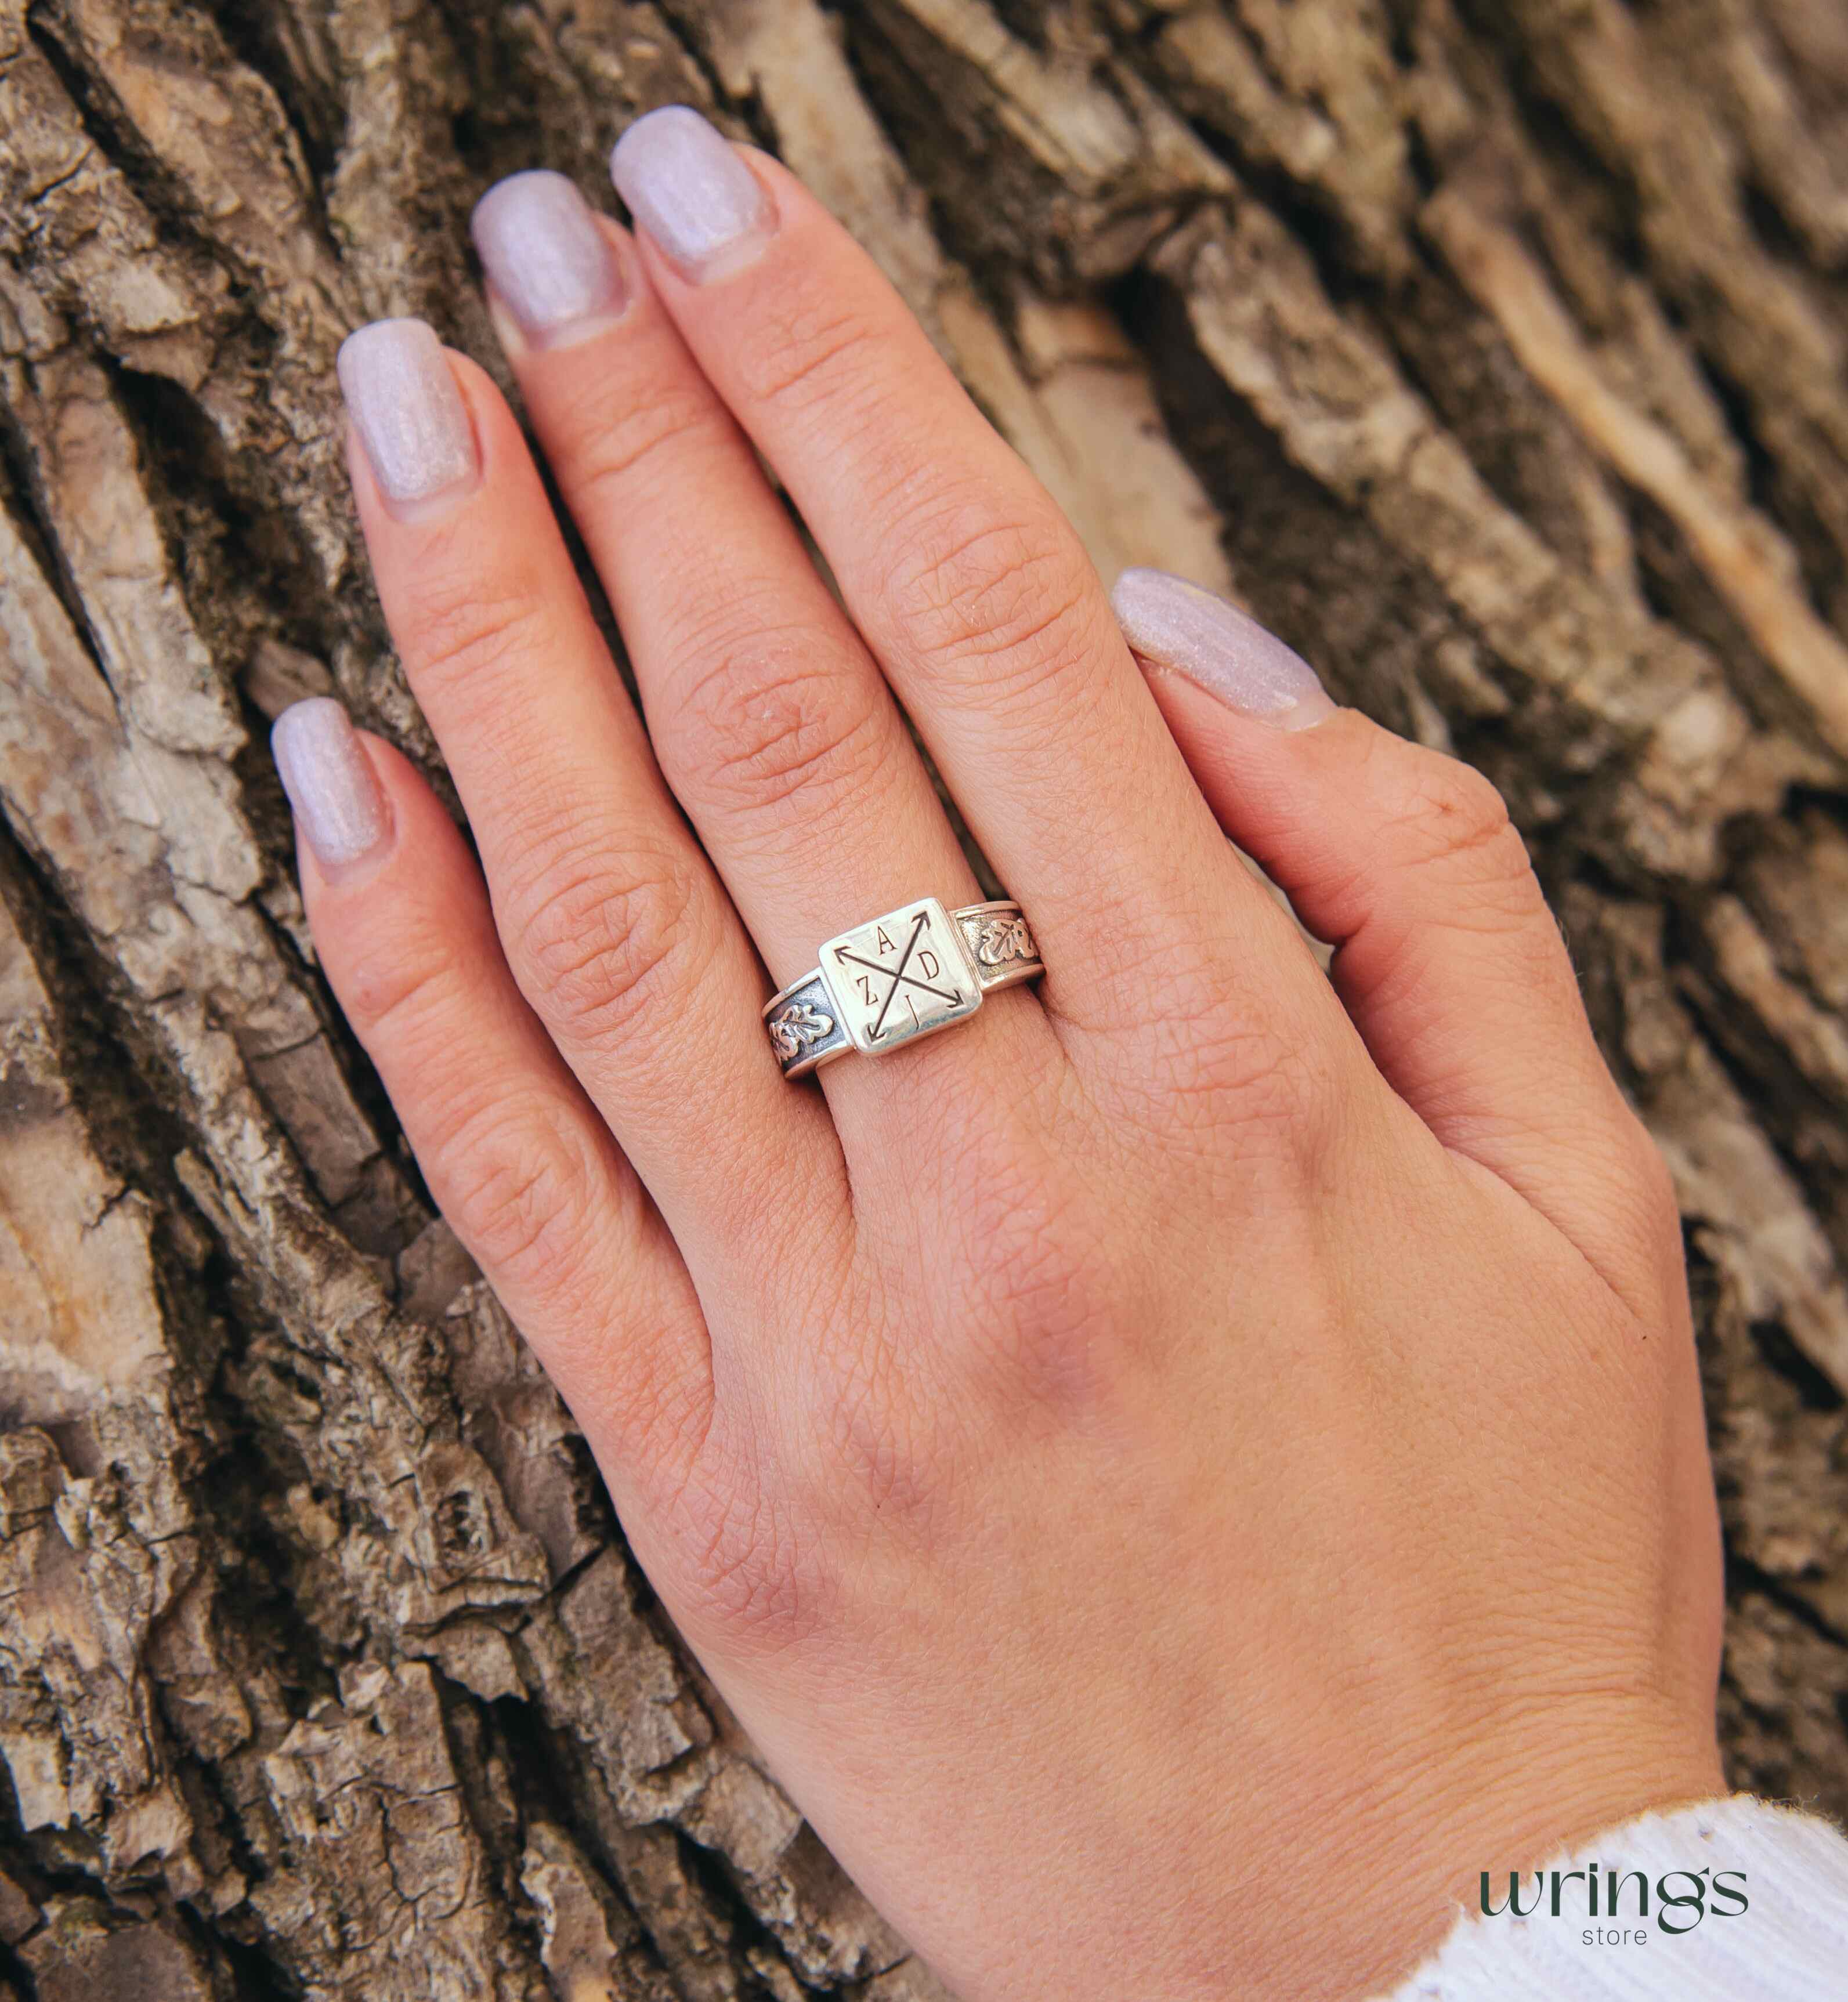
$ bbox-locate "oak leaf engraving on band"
[769,998,836,1063]
[969,914,1035,968]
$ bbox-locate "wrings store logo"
[1480,1862,1748,1946]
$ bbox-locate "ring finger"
[468,173,1065,1158]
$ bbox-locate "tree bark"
[2,1,1848,1994]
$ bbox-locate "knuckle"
[1393,755,1532,891]
[434,1098,599,1291]
[885,499,1097,697]
[819,1378,945,1537]
[667,624,889,825]
[1094,913,1341,1146]
[401,549,556,697]
[670,1440,826,1656]
[739,295,884,413]
[1166,995,1330,1132]
[982,1199,1105,1345]
[339,927,459,1048]
[804,1297,950,1537]
[563,375,720,501]
[941,1120,1133,1407]
[983,1213,1127,1408]
[502,823,706,1042]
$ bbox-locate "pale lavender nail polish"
[272,698,392,867]
[1111,567,1337,730]
[471,172,625,345]
[610,105,773,280]
[337,318,479,512]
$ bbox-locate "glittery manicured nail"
[272,698,392,868]
[1111,568,1336,731]
[471,171,626,346]
[337,318,479,514]
[610,105,774,281]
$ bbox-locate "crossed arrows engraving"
[836,911,959,1041]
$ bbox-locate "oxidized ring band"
[764,897,1044,1079]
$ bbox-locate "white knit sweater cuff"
[1380,1795,1848,2000]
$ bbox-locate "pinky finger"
[273,698,712,1499]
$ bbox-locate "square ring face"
[818,897,982,1055]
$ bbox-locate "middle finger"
[607,111,1342,1078]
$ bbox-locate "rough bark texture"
[2,0,1848,1994]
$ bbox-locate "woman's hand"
[273,108,1724,2001]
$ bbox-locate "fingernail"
[337,318,479,515]
[1111,569,1336,730]
[610,105,774,281]
[471,171,626,347]
[272,698,392,868]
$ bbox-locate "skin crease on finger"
[274,110,1731,2002]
